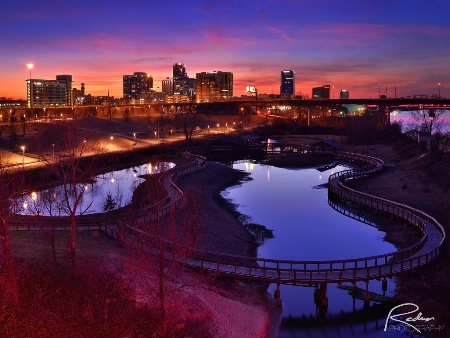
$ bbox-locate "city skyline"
[1,0,450,100]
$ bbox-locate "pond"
[16,161,175,216]
[223,160,408,337]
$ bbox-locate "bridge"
[10,145,446,309]
[97,146,446,308]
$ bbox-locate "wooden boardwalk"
[10,146,445,288]
[99,146,445,288]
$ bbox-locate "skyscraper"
[312,85,331,99]
[123,72,152,100]
[195,71,233,102]
[26,75,73,107]
[173,63,187,79]
[56,75,73,106]
[280,70,295,97]
[162,77,174,95]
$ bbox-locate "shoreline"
[174,160,283,337]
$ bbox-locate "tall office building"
[162,77,174,95]
[280,70,295,97]
[173,78,196,96]
[123,72,153,100]
[26,75,73,108]
[312,85,331,99]
[340,90,349,99]
[195,71,233,102]
[56,75,73,106]
[173,63,187,79]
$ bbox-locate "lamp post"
[52,144,55,163]
[133,133,136,142]
[439,82,441,99]
[21,145,25,164]
[378,84,380,98]
[27,63,33,80]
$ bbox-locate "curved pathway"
[11,145,446,288]
[122,147,445,286]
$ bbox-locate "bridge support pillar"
[364,282,371,308]
[314,283,328,309]
[382,278,387,296]
[351,282,358,297]
[274,282,282,306]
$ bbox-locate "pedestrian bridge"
[11,144,446,306]
[104,145,445,304]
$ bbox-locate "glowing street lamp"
[21,145,25,164]
[52,143,55,163]
[439,82,441,99]
[26,63,33,79]
[133,132,136,141]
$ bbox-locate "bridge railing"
[15,144,444,285]
[8,150,207,229]
[107,144,445,285]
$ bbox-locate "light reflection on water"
[17,162,175,216]
[223,161,406,337]
[390,109,450,132]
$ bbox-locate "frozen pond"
[16,161,175,216]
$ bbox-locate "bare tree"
[0,168,25,310]
[410,108,445,134]
[174,106,205,140]
[41,123,106,273]
[127,173,199,336]
[123,108,131,124]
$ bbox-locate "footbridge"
[10,145,445,308]
[103,145,445,307]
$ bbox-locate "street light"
[133,132,136,141]
[52,143,55,163]
[378,84,381,98]
[21,145,25,164]
[439,82,441,99]
[27,63,33,79]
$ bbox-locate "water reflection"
[16,162,175,216]
[391,109,450,132]
[223,161,400,337]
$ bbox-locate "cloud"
[266,26,296,42]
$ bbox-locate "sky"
[1,0,450,100]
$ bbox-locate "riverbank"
[173,160,282,336]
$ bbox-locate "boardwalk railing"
[10,145,445,286]
[100,145,445,285]
[9,151,207,230]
